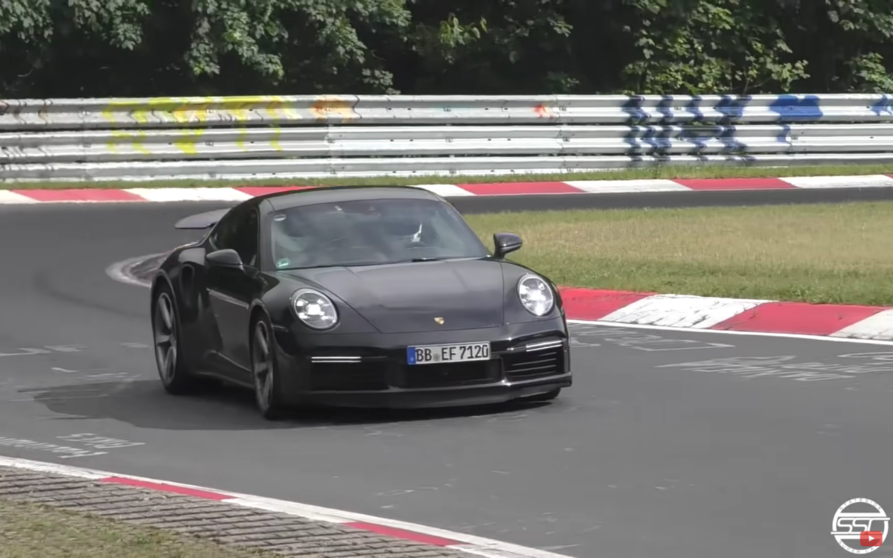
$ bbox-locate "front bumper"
[272,317,572,408]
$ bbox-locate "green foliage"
[621,0,809,94]
[1,0,893,97]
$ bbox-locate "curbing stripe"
[456,181,582,195]
[101,476,233,500]
[343,522,462,546]
[564,178,689,193]
[125,187,252,202]
[558,288,655,320]
[0,455,574,558]
[710,301,888,336]
[2,174,893,202]
[598,294,771,329]
[559,290,893,341]
[672,177,795,190]
[414,183,477,197]
[830,309,893,340]
[779,174,893,188]
[0,190,39,203]
[234,186,312,197]
[14,188,144,202]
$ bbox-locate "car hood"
[284,259,504,333]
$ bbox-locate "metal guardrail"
[2,94,893,182]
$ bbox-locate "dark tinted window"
[270,198,489,270]
[211,207,259,267]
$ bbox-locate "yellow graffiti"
[99,95,320,126]
[262,95,285,122]
[235,127,248,151]
[228,107,251,125]
[131,110,151,124]
[107,130,151,155]
[100,106,122,124]
[103,96,207,125]
[171,100,211,124]
[172,129,204,155]
[269,126,283,151]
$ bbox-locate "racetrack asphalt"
[2,202,893,558]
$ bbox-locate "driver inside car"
[272,209,393,269]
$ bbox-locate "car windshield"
[269,197,491,270]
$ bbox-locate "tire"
[250,313,288,420]
[152,283,200,394]
[524,388,561,402]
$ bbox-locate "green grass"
[6,162,893,189]
[466,201,893,306]
[0,498,275,558]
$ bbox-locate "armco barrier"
[2,94,893,182]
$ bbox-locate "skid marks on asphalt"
[0,341,153,462]
[569,324,893,384]
[0,432,147,461]
[0,340,150,401]
[656,351,893,383]
[568,323,734,352]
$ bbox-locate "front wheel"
[152,285,200,394]
[251,315,288,420]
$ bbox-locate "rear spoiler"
[174,209,230,230]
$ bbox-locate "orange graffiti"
[534,104,551,117]
[311,97,356,121]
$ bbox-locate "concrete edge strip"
[110,253,893,344]
[4,173,893,202]
[0,455,572,558]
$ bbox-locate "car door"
[204,205,262,377]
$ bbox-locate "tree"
[1,0,892,98]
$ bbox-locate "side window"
[209,207,259,267]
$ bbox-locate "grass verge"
[6,163,893,190]
[0,498,272,558]
[466,201,893,306]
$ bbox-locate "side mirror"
[207,249,243,268]
[493,232,522,259]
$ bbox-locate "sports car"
[150,186,572,419]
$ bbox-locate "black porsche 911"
[150,185,572,419]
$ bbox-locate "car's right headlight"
[517,274,555,316]
[291,288,338,330]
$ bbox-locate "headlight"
[517,274,554,316]
[291,288,338,330]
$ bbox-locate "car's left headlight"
[517,274,554,316]
[291,288,339,330]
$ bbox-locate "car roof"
[259,185,443,211]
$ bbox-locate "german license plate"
[407,342,491,365]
